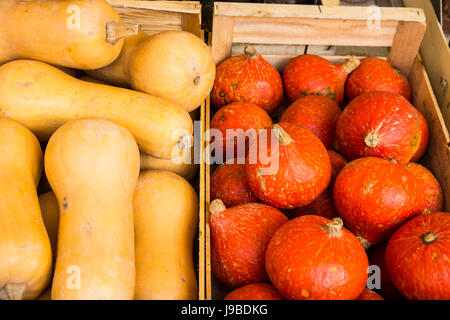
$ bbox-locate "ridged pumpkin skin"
[90,31,215,112]
[0,0,131,69]
[283,54,351,105]
[333,157,424,246]
[280,95,341,149]
[45,119,139,300]
[210,159,259,208]
[38,192,60,256]
[266,216,368,300]
[245,122,331,209]
[345,57,412,102]
[211,47,283,115]
[209,200,288,288]
[386,212,450,300]
[0,60,193,159]
[211,102,273,160]
[410,110,429,162]
[289,150,346,219]
[336,92,421,165]
[134,170,198,300]
[356,288,384,300]
[404,163,444,213]
[224,283,284,300]
[0,118,52,300]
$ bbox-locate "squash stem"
[420,231,437,245]
[244,46,258,58]
[364,132,381,148]
[273,124,293,145]
[342,55,361,74]
[357,235,372,250]
[210,199,226,214]
[324,217,343,238]
[106,21,140,45]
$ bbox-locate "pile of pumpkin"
[0,0,215,300]
[209,47,448,300]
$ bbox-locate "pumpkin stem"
[0,283,26,300]
[193,76,201,86]
[273,124,293,145]
[106,21,140,45]
[364,132,381,148]
[324,217,344,237]
[420,231,437,245]
[342,56,361,74]
[357,235,372,250]
[244,46,258,58]
[210,199,226,214]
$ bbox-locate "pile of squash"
[0,0,215,300]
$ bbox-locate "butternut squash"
[87,31,215,112]
[140,144,198,181]
[0,0,139,69]
[45,119,139,300]
[134,170,198,299]
[0,118,52,300]
[38,192,60,256]
[0,60,193,159]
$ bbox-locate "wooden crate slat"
[231,16,399,47]
[388,20,427,76]
[214,2,425,21]
[409,57,450,211]
[108,0,202,37]
[211,16,235,65]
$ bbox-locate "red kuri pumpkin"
[211,46,283,115]
[288,192,337,219]
[410,110,430,162]
[404,162,444,213]
[336,92,421,165]
[210,158,259,208]
[224,283,284,300]
[345,57,412,102]
[385,211,450,300]
[333,157,424,247]
[280,95,341,149]
[327,149,348,186]
[266,216,369,300]
[245,123,331,209]
[210,101,273,160]
[283,54,359,106]
[209,200,288,288]
[356,288,384,300]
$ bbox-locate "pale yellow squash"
[0,0,138,69]
[45,119,139,300]
[0,118,52,300]
[87,31,215,112]
[134,170,198,299]
[0,60,193,159]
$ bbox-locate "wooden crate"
[206,2,450,300]
[106,0,207,300]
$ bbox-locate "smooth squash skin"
[0,0,138,69]
[45,119,139,300]
[140,145,198,181]
[87,31,216,112]
[134,170,198,300]
[0,118,52,300]
[0,60,193,159]
[38,192,60,256]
